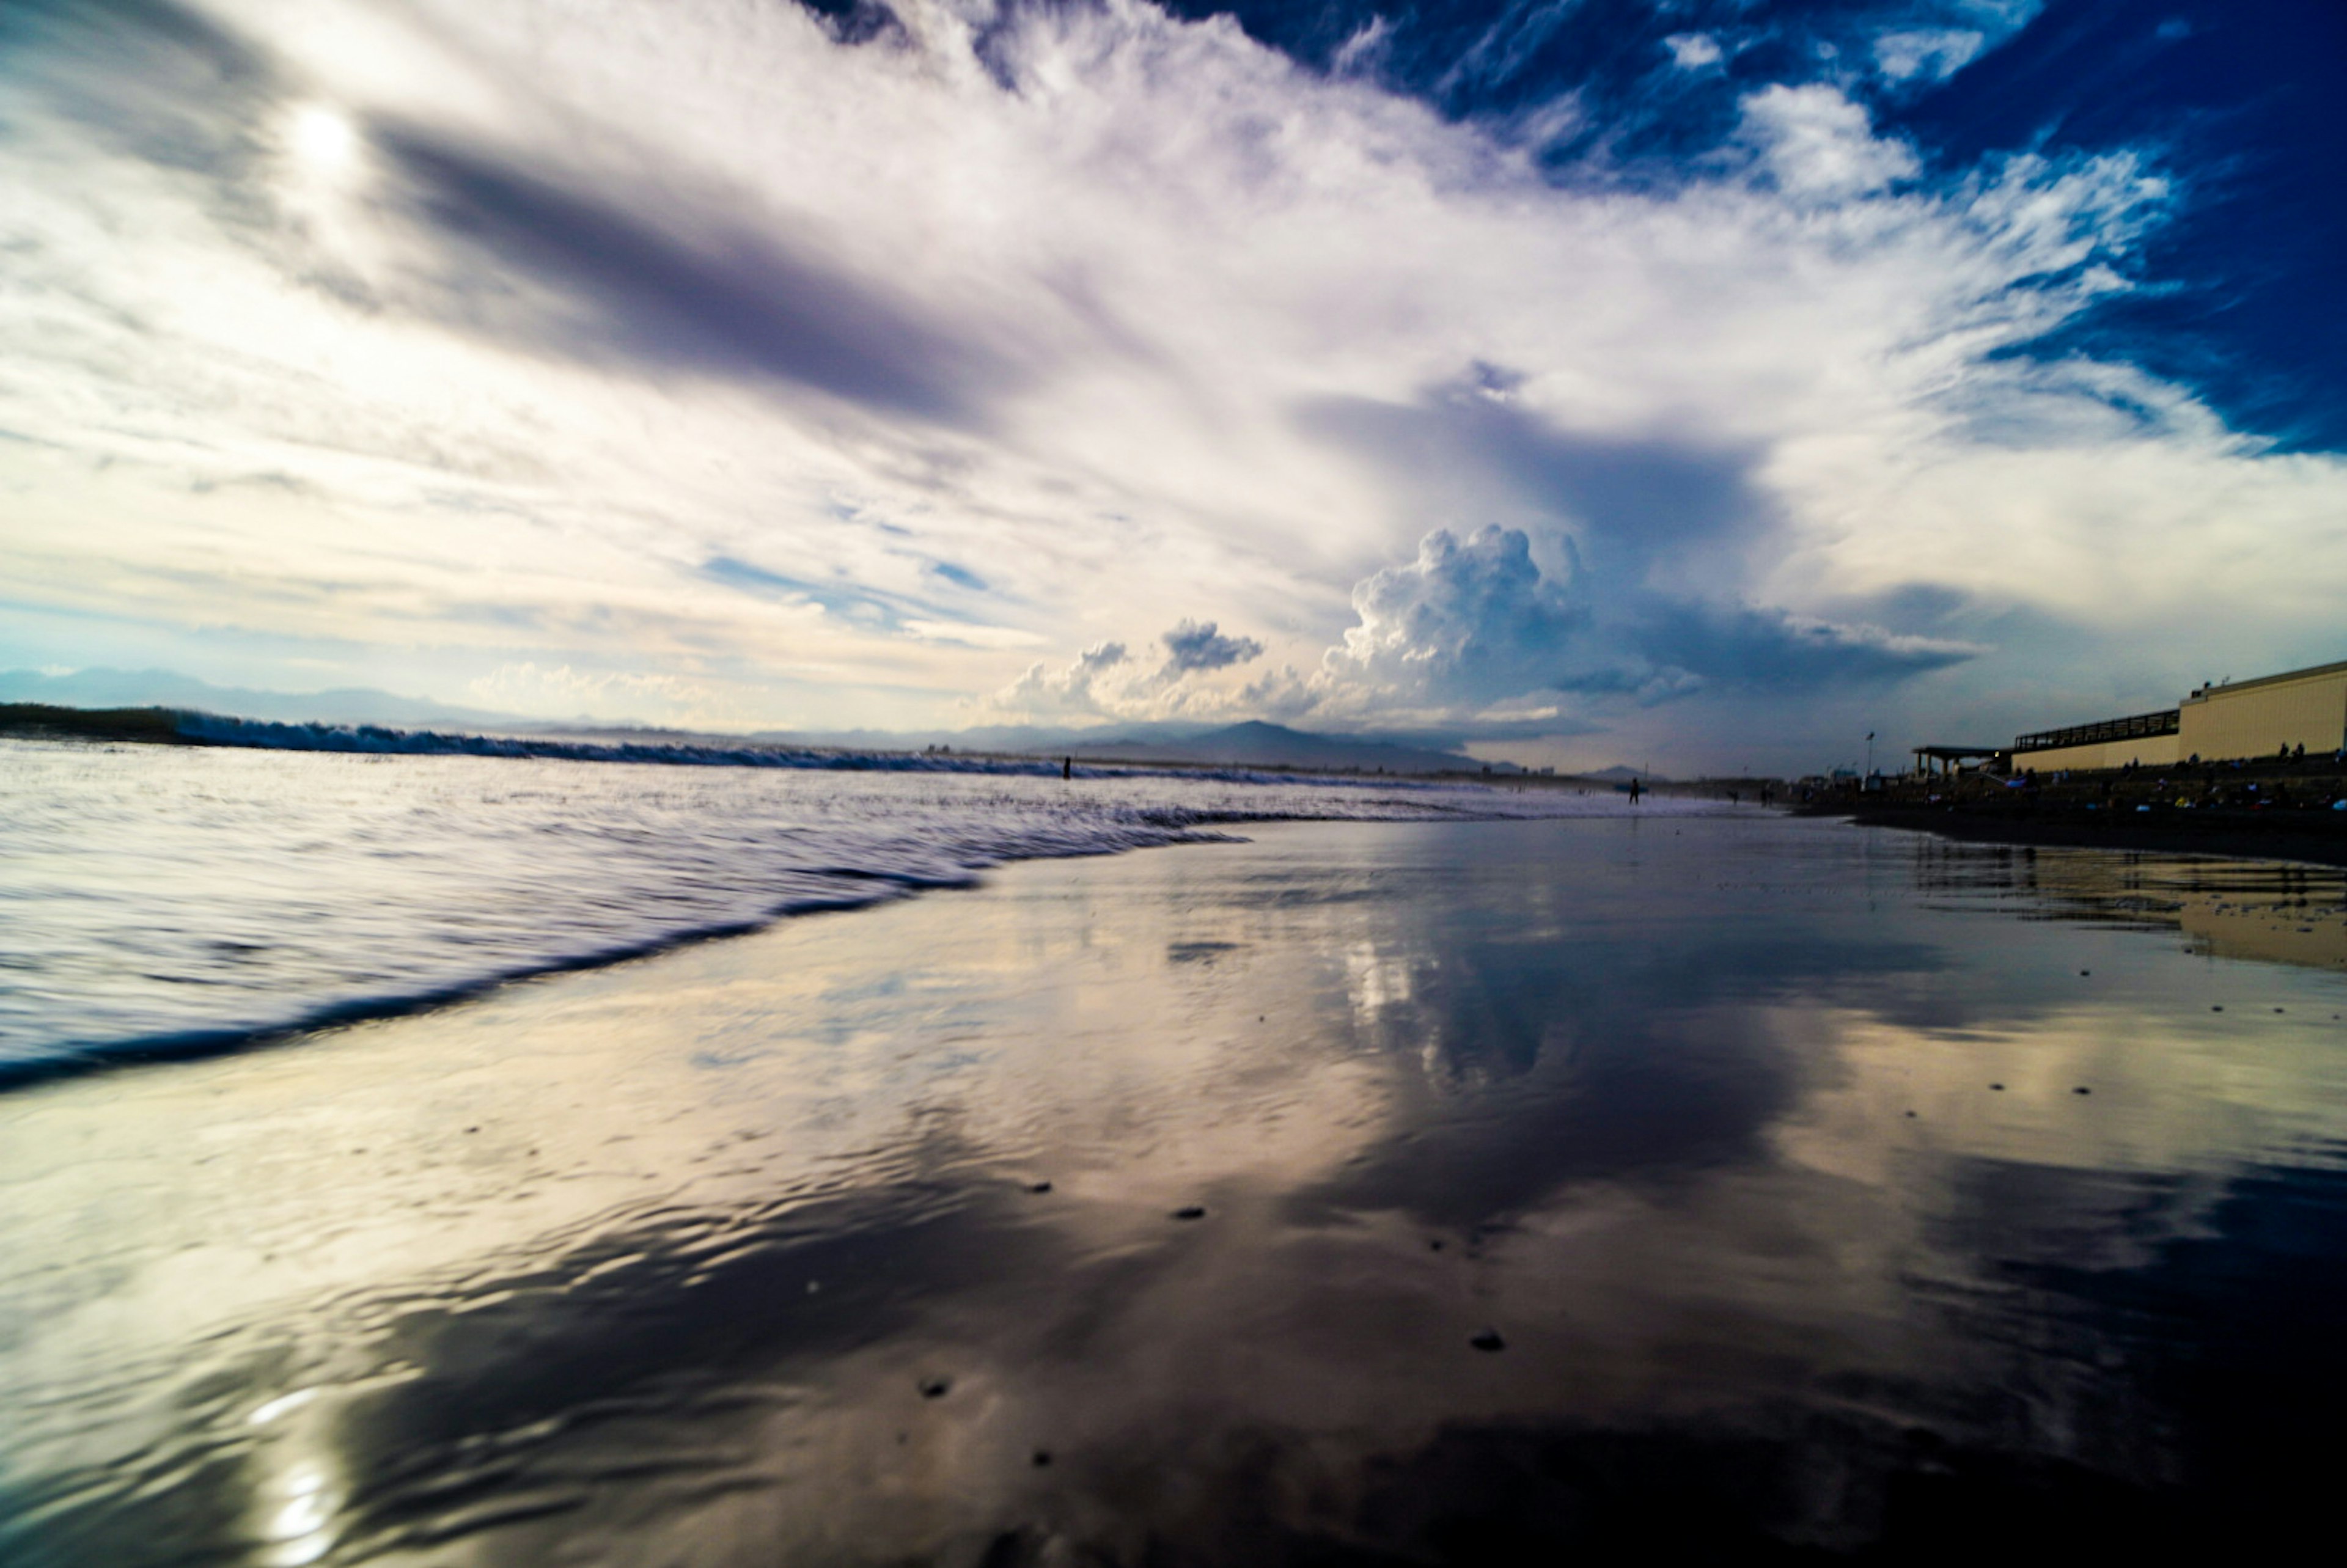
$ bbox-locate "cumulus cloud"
[990,521,1983,733]
[1159,618,1265,675]
[1321,527,1585,708]
[1305,524,1979,723]
[996,640,1131,718]
[1738,84,1919,199]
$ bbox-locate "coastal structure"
[2008,658,2347,772]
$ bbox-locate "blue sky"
[2,0,2341,771]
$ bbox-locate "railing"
[2011,708,2178,754]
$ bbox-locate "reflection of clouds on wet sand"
[3,818,2347,1562]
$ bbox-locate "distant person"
[1063,756,1073,780]
[1628,777,1642,805]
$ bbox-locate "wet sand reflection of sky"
[2,817,2345,1564]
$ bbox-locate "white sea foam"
[0,738,1717,1077]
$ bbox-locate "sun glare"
[288,106,358,169]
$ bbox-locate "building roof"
[2185,656,2347,702]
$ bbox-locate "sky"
[2,0,2342,773]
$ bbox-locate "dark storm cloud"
[374,129,1027,428]
[1323,522,1978,717]
[1159,618,1265,674]
[1299,373,1775,576]
[1620,598,1978,692]
[1302,372,1982,714]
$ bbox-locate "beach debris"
[1172,1205,1207,1221]
[1027,1181,1053,1195]
[1469,1328,1506,1353]
[919,1377,952,1399]
[1989,1083,2004,1091]
[2073,1086,2092,1096]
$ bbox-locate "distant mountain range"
[0,667,526,730]
[0,669,1502,774]
[1059,720,1478,774]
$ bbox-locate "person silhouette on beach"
[1628,777,1642,805]
[1063,756,1072,780]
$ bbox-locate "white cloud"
[1737,83,1919,199]
[1321,526,1584,709]
[1873,28,1987,82]
[1664,33,1724,70]
[995,640,1131,719]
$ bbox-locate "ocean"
[0,738,1694,1080]
[4,744,2346,1564]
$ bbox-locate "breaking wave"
[3,737,1716,1085]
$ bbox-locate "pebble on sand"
[919,1378,952,1399]
[1989,1083,2004,1091]
[1027,1181,1052,1194]
[1172,1206,1207,1221]
[2074,1086,2092,1096]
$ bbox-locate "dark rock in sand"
[1027,1181,1052,1194]
[919,1377,951,1399]
[1469,1329,1505,1353]
[1172,1205,1207,1221]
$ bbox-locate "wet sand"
[1821,800,2347,868]
[4,816,2347,1564]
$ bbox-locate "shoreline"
[0,757,1725,1094]
[1816,802,2347,868]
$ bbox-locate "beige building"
[2176,660,2347,761]
[2007,658,2347,772]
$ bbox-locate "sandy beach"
[5,813,2347,1563]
